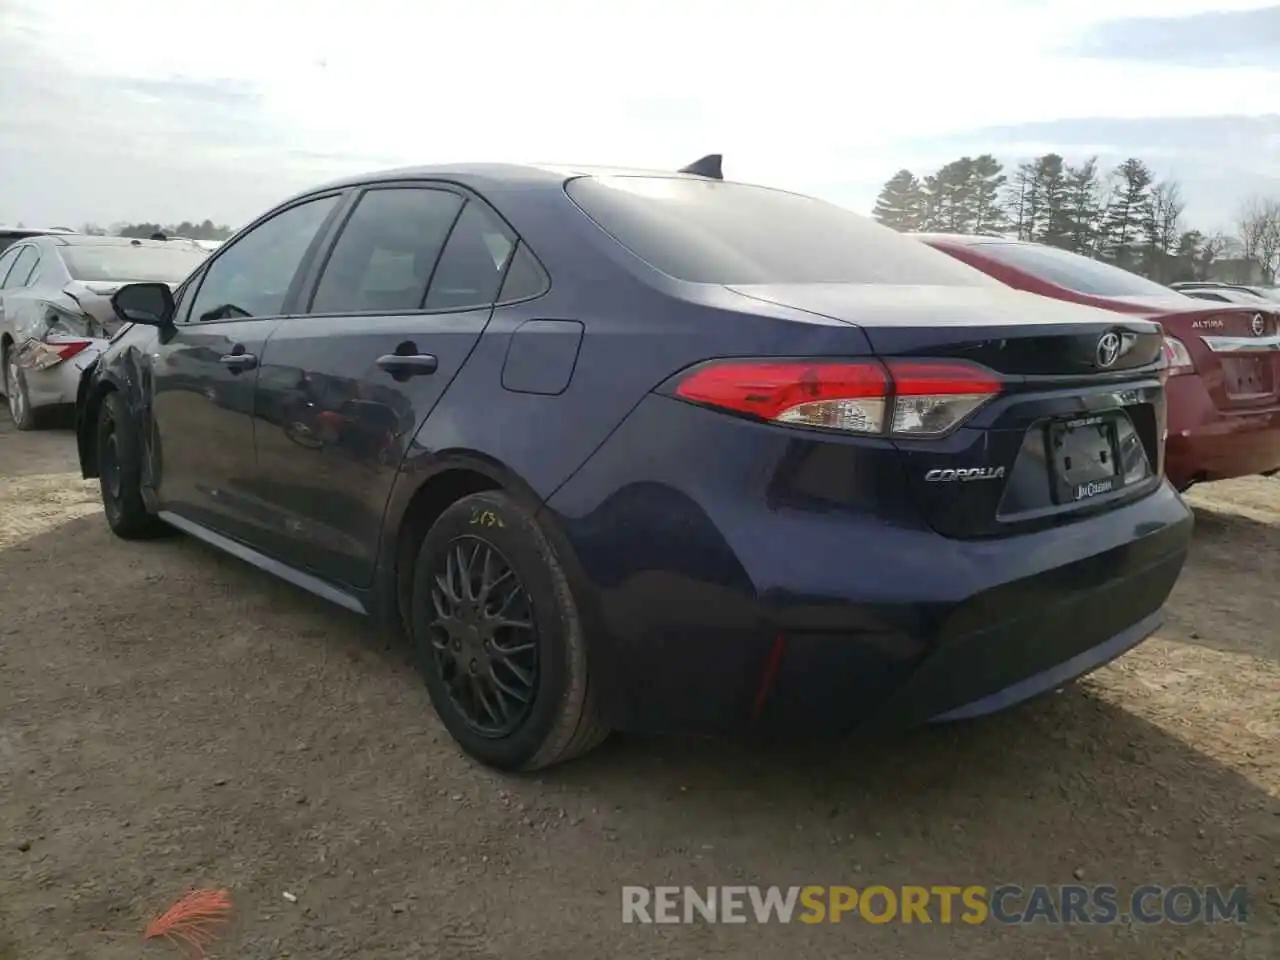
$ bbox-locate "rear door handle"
[220,353,257,372]
[376,354,438,376]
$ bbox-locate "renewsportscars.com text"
[621,884,1249,925]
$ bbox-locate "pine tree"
[922,158,978,233]
[967,155,1008,235]
[1031,154,1069,247]
[871,170,926,232]
[1006,162,1038,241]
[1060,158,1104,255]
[1099,158,1154,271]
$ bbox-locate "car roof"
[0,225,75,237]
[294,161,739,202]
[45,234,182,250]
[910,232,1018,246]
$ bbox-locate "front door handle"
[220,352,257,372]
[376,354,438,376]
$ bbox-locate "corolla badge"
[1251,313,1266,337]
[1095,332,1122,368]
[925,466,1006,482]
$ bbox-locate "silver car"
[0,234,209,429]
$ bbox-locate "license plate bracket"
[1048,415,1122,505]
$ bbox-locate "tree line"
[872,155,1280,285]
[77,219,235,241]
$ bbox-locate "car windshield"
[973,242,1180,299]
[565,175,997,287]
[61,243,208,283]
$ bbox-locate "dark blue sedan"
[75,156,1194,769]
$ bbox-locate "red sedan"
[915,234,1280,491]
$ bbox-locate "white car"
[0,234,208,429]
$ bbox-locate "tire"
[4,343,38,431]
[409,490,608,770]
[96,391,169,539]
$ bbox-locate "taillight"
[1160,336,1195,376]
[671,358,1001,438]
[20,338,93,371]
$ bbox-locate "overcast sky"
[1,0,1277,234]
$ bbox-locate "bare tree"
[1144,180,1184,281]
[1235,197,1280,284]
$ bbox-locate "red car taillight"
[1160,336,1195,377]
[672,358,1001,438]
[19,337,93,371]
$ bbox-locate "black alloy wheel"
[427,537,539,737]
[410,490,607,770]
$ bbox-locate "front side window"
[61,244,208,283]
[973,242,1180,299]
[2,246,38,290]
[310,187,464,314]
[188,194,339,323]
[565,175,997,287]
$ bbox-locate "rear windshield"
[61,244,209,283]
[973,242,1177,299]
[565,176,996,287]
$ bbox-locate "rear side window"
[62,244,208,283]
[0,246,22,285]
[498,242,550,302]
[973,242,1178,299]
[1,246,38,289]
[565,176,995,287]
[423,201,517,311]
[311,187,464,314]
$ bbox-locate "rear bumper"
[545,393,1194,736]
[22,364,80,409]
[1165,373,1280,487]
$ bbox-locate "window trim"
[0,245,24,287]
[176,190,349,326]
[290,178,549,322]
[1,244,38,291]
[301,182,466,317]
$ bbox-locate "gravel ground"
[0,418,1276,959]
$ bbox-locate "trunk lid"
[727,283,1167,539]
[59,280,128,337]
[1151,305,1280,410]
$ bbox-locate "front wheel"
[409,490,608,770]
[97,391,169,539]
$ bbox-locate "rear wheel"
[97,391,169,539]
[409,490,608,770]
[4,345,37,431]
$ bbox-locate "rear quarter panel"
[390,180,876,511]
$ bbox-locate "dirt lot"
[0,418,1276,959]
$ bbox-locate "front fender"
[75,359,103,477]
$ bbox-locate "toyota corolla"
[75,158,1194,770]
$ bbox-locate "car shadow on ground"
[0,423,79,477]
[1166,503,1280,663]
[1,506,1275,957]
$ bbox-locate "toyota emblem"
[1095,332,1122,368]
[1251,313,1266,337]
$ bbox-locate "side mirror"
[110,282,175,327]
